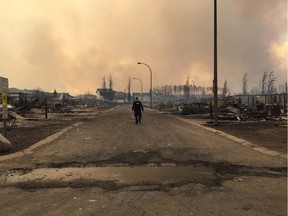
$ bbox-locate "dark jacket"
[132,100,144,113]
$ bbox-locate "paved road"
[0,105,286,216]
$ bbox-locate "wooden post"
[45,97,48,119]
[3,120,7,137]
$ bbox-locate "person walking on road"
[132,97,144,124]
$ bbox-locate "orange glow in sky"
[0,0,286,95]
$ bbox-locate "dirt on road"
[0,107,286,216]
[179,114,287,154]
[1,108,287,155]
[0,108,102,155]
[205,120,287,154]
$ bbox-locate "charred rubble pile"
[158,96,287,122]
[217,97,285,121]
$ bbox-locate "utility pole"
[213,0,218,125]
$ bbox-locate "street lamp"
[133,77,143,101]
[138,62,152,108]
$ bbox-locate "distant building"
[7,88,75,107]
[75,94,96,106]
[114,92,125,103]
[96,88,105,101]
[96,88,115,102]
[132,93,150,103]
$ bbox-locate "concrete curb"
[171,115,287,159]
[0,122,83,162]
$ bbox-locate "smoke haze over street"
[0,0,286,95]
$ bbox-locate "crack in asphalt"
[0,162,285,191]
[0,150,286,191]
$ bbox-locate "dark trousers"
[134,112,142,124]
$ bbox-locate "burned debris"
[215,95,287,121]
[0,88,112,153]
[156,94,287,122]
[178,103,210,115]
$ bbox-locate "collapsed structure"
[159,94,287,121]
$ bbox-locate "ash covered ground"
[1,107,287,155]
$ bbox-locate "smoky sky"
[0,0,286,95]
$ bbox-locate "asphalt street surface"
[0,105,286,216]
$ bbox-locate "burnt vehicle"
[178,102,210,115]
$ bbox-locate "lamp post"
[133,77,143,101]
[137,62,152,108]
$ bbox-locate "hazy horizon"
[1,0,287,95]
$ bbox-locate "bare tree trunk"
[267,71,276,93]
[242,73,248,95]
[260,71,268,94]
[108,74,113,90]
[102,77,106,89]
[222,80,229,97]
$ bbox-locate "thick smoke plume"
[0,0,286,95]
